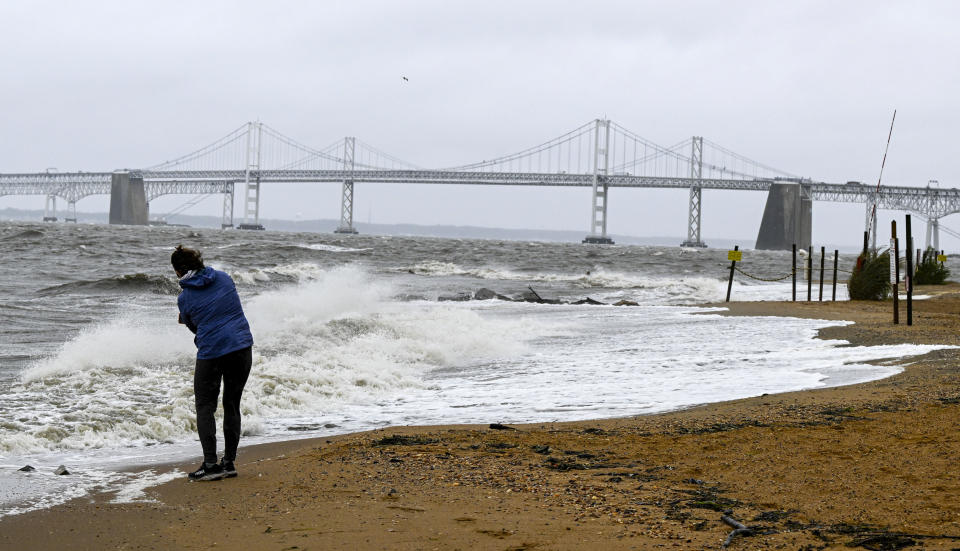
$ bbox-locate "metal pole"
[807,245,813,302]
[906,215,913,326]
[818,246,825,301]
[892,220,899,325]
[792,243,797,302]
[832,249,838,301]
[726,245,739,303]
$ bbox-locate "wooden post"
[906,215,913,326]
[892,220,899,325]
[832,249,838,301]
[862,231,869,255]
[792,243,797,302]
[725,245,739,303]
[916,248,921,269]
[818,246,825,301]
[807,245,813,302]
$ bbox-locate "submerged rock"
[474,288,497,300]
[54,465,70,476]
[572,297,605,305]
[613,299,639,306]
[438,293,472,302]
[17,465,35,472]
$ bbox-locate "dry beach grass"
[3,285,960,550]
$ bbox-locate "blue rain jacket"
[177,267,254,360]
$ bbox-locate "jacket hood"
[179,266,217,289]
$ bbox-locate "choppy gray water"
[0,221,949,516]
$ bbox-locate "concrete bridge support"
[755,183,811,251]
[65,200,77,223]
[925,218,940,252]
[43,195,57,222]
[221,184,234,229]
[108,171,148,225]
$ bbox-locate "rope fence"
[733,266,795,282]
[723,245,853,303]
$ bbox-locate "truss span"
[5,170,960,217]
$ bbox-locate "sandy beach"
[4,287,960,550]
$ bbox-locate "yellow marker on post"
[726,246,740,302]
[938,254,947,263]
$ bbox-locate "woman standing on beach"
[172,245,254,481]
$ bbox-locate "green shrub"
[848,250,891,300]
[914,247,950,285]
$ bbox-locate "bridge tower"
[43,194,57,222]
[681,137,707,248]
[238,122,265,230]
[335,137,359,234]
[583,119,614,244]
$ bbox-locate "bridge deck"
[2,170,959,218]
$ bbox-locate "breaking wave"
[2,265,538,455]
[35,274,181,296]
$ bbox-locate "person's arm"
[182,314,198,334]
[177,295,198,334]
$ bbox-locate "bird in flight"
[402,76,409,82]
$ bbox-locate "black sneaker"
[220,460,237,479]
[188,462,225,481]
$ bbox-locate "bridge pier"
[583,119,614,244]
[755,183,811,251]
[108,171,148,225]
[335,137,359,234]
[925,218,940,251]
[65,200,77,223]
[221,184,234,229]
[43,194,57,222]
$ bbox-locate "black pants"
[194,346,252,464]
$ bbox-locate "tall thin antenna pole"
[869,109,897,252]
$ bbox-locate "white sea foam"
[402,261,823,304]
[108,469,183,504]
[2,265,541,456]
[295,242,369,253]
[229,262,339,286]
[0,465,184,517]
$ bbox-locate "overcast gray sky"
[2,1,958,248]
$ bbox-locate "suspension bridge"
[1,119,956,250]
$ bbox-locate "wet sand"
[3,286,960,550]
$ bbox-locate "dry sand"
[4,286,960,550]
